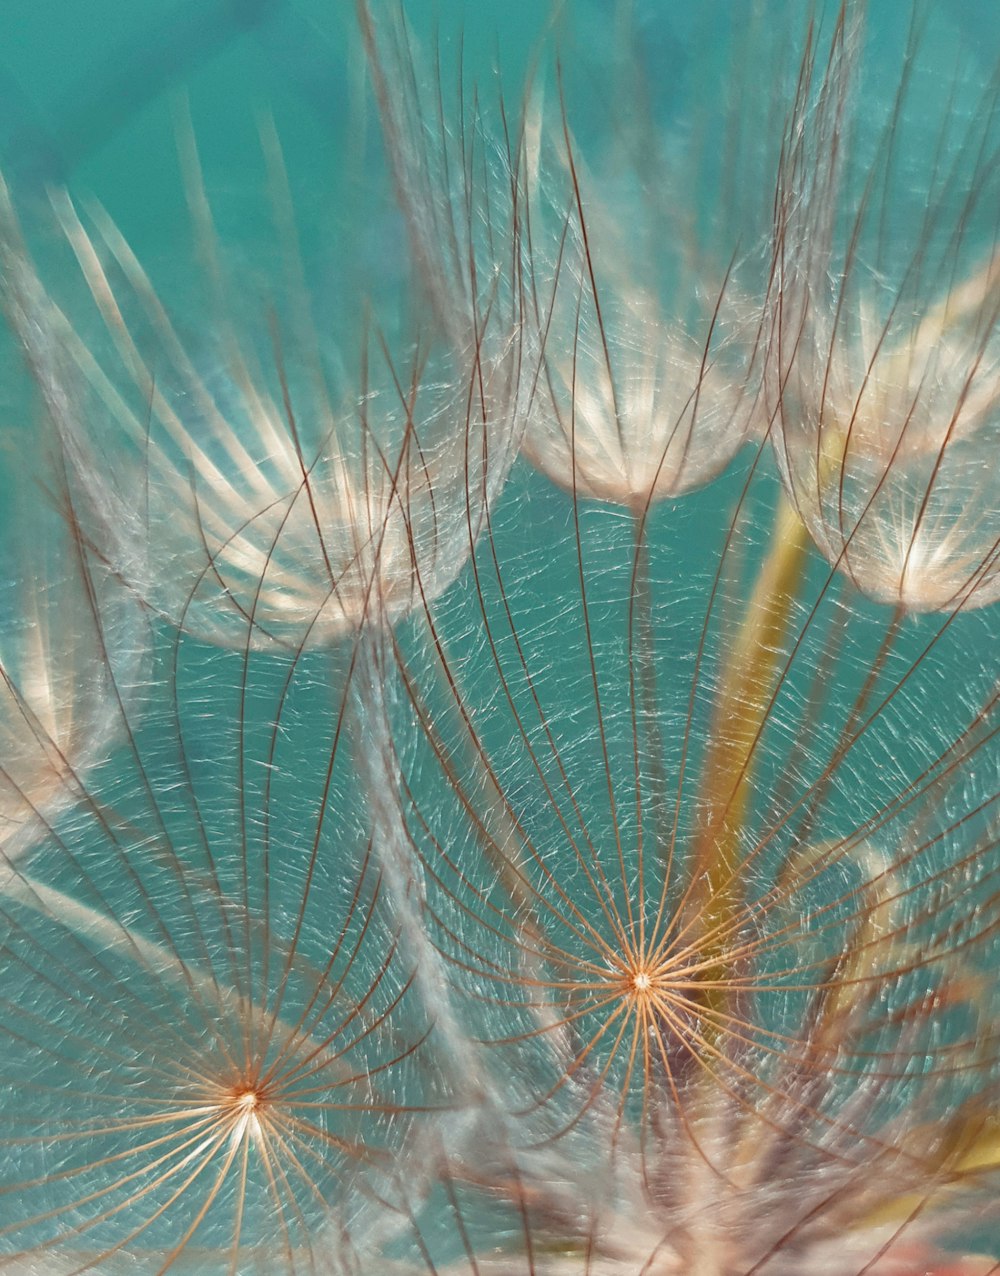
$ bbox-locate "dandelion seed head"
[776,299,1000,612]
[2,1,1000,1272]
[773,10,1000,613]
[524,314,762,509]
[512,5,804,512]
[0,164,525,652]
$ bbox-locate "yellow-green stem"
[688,492,809,1011]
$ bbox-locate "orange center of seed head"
[632,968,653,995]
[221,1085,267,1149]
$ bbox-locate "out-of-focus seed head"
[0,156,525,651]
[772,4,1000,612]
[516,2,812,510]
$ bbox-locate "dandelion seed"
[0,129,526,651]
[0,517,440,1271]
[512,3,805,512]
[366,9,1000,1270]
[773,2,1000,612]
